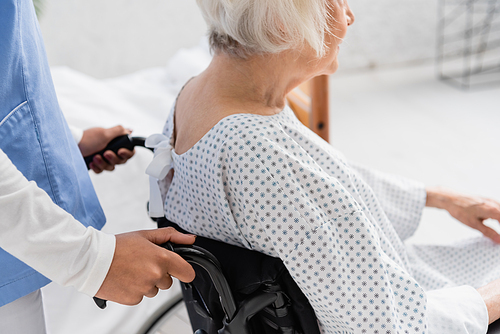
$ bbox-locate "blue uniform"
[0,0,106,306]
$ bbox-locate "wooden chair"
[286,75,330,142]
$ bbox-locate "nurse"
[0,0,195,333]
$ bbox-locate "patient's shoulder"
[172,85,251,154]
[173,83,300,155]
[173,106,292,156]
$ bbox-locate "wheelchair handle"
[165,243,238,322]
[84,135,152,169]
[92,241,238,320]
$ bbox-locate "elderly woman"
[151,0,500,332]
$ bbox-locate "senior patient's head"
[172,1,355,155]
[196,0,355,77]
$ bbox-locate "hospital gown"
[159,105,497,333]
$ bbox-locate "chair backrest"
[158,218,320,334]
[286,75,330,142]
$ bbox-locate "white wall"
[39,0,438,78]
[338,0,437,72]
[39,0,207,78]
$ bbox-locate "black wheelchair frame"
[157,218,320,334]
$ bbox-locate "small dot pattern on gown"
[160,105,491,333]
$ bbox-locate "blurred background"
[38,0,437,77]
[34,0,500,333]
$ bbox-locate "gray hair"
[196,0,333,58]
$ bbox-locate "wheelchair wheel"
[141,296,192,334]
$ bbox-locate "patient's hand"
[78,126,135,173]
[426,186,500,243]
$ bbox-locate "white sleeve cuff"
[68,125,84,144]
[426,285,488,334]
[77,229,116,297]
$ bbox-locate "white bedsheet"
[42,43,211,334]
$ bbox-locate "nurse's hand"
[426,187,500,243]
[78,126,135,173]
[94,227,196,305]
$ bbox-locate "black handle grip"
[93,297,107,309]
[84,135,148,169]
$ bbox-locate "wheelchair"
[149,218,320,334]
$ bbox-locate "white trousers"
[0,290,47,334]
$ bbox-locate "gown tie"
[145,133,172,218]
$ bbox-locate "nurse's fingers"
[141,228,196,282]
[155,275,174,291]
[90,155,114,173]
[103,148,135,165]
[103,151,123,164]
[117,148,135,161]
[144,286,160,299]
[89,159,104,173]
[163,250,196,283]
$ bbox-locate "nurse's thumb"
[141,228,196,283]
[105,125,132,141]
[143,227,197,246]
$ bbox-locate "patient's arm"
[426,186,500,243]
[478,278,500,324]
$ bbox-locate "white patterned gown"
[158,105,499,334]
